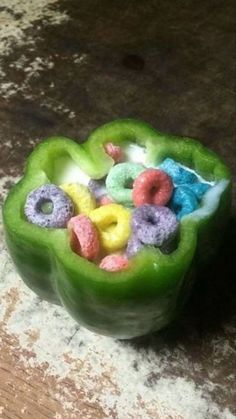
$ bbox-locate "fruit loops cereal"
[24,184,74,228]
[99,254,129,272]
[68,214,100,260]
[132,168,173,207]
[24,142,212,271]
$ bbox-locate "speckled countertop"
[0,1,235,418]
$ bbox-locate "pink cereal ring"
[99,254,129,272]
[99,195,114,206]
[132,169,173,207]
[68,215,100,260]
[104,142,124,163]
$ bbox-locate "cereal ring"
[68,215,100,260]
[106,163,144,205]
[127,232,178,258]
[159,234,179,253]
[24,184,74,228]
[88,179,107,199]
[99,195,114,205]
[126,234,144,258]
[184,182,211,200]
[89,203,131,252]
[159,158,198,185]
[170,186,198,219]
[132,204,179,246]
[132,169,173,207]
[104,142,124,163]
[99,254,129,272]
[60,183,96,215]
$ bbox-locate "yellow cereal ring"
[60,183,96,215]
[89,204,131,252]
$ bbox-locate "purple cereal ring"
[24,184,74,228]
[159,237,178,254]
[88,179,107,199]
[126,234,144,258]
[126,232,177,258]
[132,204,179,246]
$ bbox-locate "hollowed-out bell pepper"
[2,119,231,338]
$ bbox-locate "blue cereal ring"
[24,184,74,228]
[106,162,144,205]
[170,186,198,219]
[159,158,198,185]
[184,182,211,200]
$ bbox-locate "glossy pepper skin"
[2,119,231,338]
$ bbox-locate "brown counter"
[0,1,235,418]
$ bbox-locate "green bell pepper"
[2,119,231,338]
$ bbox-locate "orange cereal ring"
[99,254,129,272]
[104,142,124,163]
[132,169,173,207]
[68,215,100,261]
[99,195,114,206]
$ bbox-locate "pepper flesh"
[2,119,231,338]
